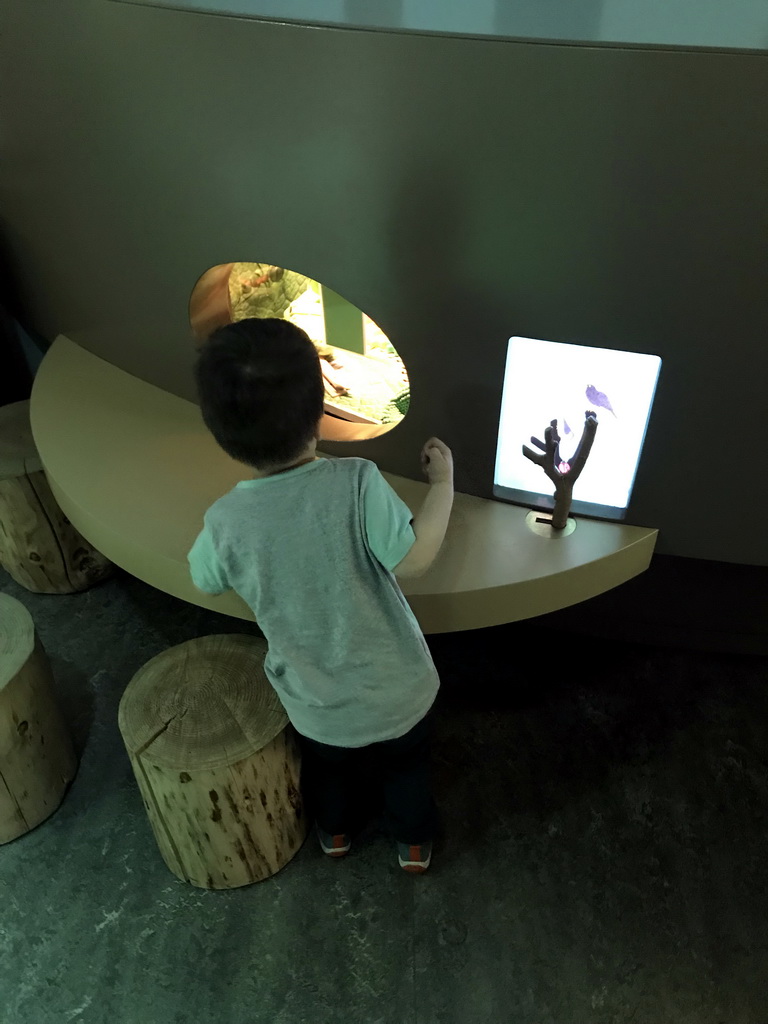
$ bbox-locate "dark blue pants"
[298,710,436,845]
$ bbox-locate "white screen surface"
[494,337,661,516]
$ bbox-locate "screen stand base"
[525,510,577,538]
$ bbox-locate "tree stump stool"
[0,400,114,593]
[118,634,307,888]
[0,593,78,843]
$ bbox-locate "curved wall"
[119,0,768,50]
[1,0,766,563]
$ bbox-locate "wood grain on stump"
[118,634,307,888]
[0,593,78,843]
[0,400,113,593]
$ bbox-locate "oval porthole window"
[189,262,409,442]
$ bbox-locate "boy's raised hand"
[421,437,453,484]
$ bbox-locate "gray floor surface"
[1,566,767,1024]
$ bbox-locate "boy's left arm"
[188,522,231,595]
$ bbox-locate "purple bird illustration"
[585,384,617,417]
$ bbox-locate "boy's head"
[194,317,325,471]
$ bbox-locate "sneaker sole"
[318,835,352,857]
[398,854,431,873]
[322,846,351,857]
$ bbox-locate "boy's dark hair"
[194,317,325,469]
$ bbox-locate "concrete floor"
[2,566,768,1024]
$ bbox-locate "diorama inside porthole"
[189,262,409,441]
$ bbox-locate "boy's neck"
[252,437,320,479]
[254,456,318,479]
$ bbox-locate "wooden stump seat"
[118,634,307,888]
[0,593,78,843]
[0,400,113,593]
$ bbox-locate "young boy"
[187,317,454,873]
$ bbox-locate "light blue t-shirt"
[188,456,439,747]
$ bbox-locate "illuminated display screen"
[493,336,661,519]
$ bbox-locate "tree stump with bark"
[118,634,307,889]
[0,400,114,593]
[0,593,78,843]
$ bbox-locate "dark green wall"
[1,0,766,563]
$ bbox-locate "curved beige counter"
[30,336,657,634]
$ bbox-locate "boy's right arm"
[394,438,454,579]
[394,480,454,578]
